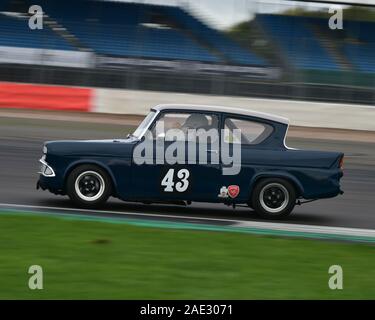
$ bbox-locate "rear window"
[224,118,273,145]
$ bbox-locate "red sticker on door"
[228,185,240,198]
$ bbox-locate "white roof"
[152,104,289,125]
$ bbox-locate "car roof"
[152,104,289,125]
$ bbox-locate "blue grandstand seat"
[342,20,375,72]
[37,0,265,65]
[344,43,375,73]
[36,1,219,62]
[257,14,375,73]
[309,17,375,72]
[61,22,220,62]
[256,14,339,70]
[0,14,73,50]
[344,20,375,43]
[159,6,266,66]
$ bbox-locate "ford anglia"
[37,104,344,219]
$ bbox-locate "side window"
[151,112,219,142]
[224,118,273,145]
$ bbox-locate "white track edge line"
[1,202,375,238]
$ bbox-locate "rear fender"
[249,171,304,198]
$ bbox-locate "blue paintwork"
[38,108,344,204]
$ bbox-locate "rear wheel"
[66,164,112,208]
[251,178,296,219]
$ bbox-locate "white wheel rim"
[259,182,289,214]
[74,171,105,202]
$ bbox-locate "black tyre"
[251,178,296,219]
[66,164,112,208]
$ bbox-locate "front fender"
[63,159,119,192]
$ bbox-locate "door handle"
[207,150,218,154]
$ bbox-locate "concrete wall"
[1,82,374,131]
[94,88,375,131]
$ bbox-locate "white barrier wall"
[0,46,94,68]
[93,88,375,131]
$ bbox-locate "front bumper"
[36,157,65,195]
[36,175,65,195]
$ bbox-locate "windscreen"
[132,111,156,138]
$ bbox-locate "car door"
[131,110,223,202]
[220,115,275,203]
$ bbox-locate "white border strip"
[1,202,375,239]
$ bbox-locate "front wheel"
[251,178,296,219]
[66,164,112,208]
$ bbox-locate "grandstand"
[0,0,373,73]
[343,20,375,72]
[256,14,375,73]
[256,14,339,70]
[0,13,73,50]
[0,0,266,66]
[0,0,373,104]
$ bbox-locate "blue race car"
[37,104,344,219]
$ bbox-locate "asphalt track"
[0,112,375,232]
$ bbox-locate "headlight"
[44,166,54,176]
[43,145,47,154]
[39,157,55,177]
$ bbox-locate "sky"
[111,0,342,29]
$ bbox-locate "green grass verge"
[0,213,374,299]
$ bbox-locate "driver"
[181,114,210,141]
[181,114,209,131]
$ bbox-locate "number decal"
[161,168,175,192]
[161,168,190,193]
[175,169,190,192]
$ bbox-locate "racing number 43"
[161,168,190,192]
